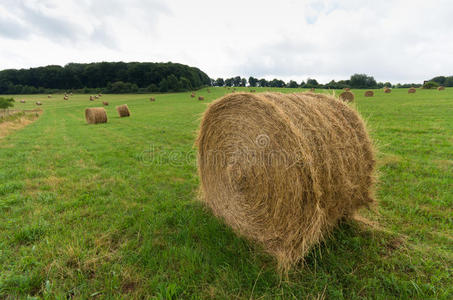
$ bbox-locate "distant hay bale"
[438,86,445,91]
[150,97,156,102]
[344,88,351,91]
[196,92,376,272]
[191,93,195,98]
[36,102,42,106]
[47,95,52,98]
[64,96,68,100]
[20,100,26,103]
[102,101,109,106]
[364,90,374,97]
[339,91,355,102]
[384,88,391,93]
[98,93,102,97]
[116,104,130,117]
[408,88,416,94]
[198,96,205,101]
[85,107,107,124]
[95,96,99,99]
[90,96,94,101]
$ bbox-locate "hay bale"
[85,107,107,124]
[64,96,68,100]
[98,93,102,97]
[364,90,374,97]
[116,104,130,117]
[198,96,205,101]
[36,102,42,106]
[90,96,94,101]
[150,97,156,102]
[196,92,375,271]
[384,88,391,93]
[438,86,445,91]
[20,100,26,103]
[95,96,99,99]
[339,91,355,102]
[102,101,109,106]
[191,93,196,98]
[47,95,52,98]
[408,88,416,93]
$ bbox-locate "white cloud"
[0,0,452,83]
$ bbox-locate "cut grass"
[0,88,451,299]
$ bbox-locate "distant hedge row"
[0,62,211,94]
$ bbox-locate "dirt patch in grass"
[0,110,42,139]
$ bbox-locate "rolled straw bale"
[20,100,26,103]
[191,93,196,98]
[116,104,130,117]
[47,95,52,98]
[150,97,156,102]
[95,96,99,99]
[85,107,107,124]
[384,88,391,93]
[438,86,445,91]
[364,90,374,97]
[196,92,376,271]
[90,96,94,101]
[339,91,355,102]
[408,88,416,93]
[102,101,109,106]
[198,96,204,101]
[36,102,42,106]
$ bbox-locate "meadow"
[0,87,451,299]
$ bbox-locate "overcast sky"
[1,0,452,83]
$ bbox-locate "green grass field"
[0,88,451,299]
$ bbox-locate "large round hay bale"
[198,96,204,101]
[102,101,109,106]
[20,100,26,103]
[85,107,107,124]
[36,101,42,106]
[384,88,391,93]
[196,92,376,271]
[116,104,130,117]
[438,86,445,91]
[339,91,355,102]
[364,90,374,97]
[408,88,416,93]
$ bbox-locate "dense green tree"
[214,78,224,86]
[287,80,298,88]
[240,78,247,87]
[159,79,169,92]
[225,78,234,87]
[0,97,14,115]
[349,74,377,89]
[422,81,439,89]
[258,78,268,87]
[248,77,258,87]
[233,76,241,87]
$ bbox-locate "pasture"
[0,88,452,299]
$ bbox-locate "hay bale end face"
[339,91,355,102]
[408,88,416,93]
[85,107,107,124]
[116,104,130,117]
[364,90,374,97]
[196,92,376,271]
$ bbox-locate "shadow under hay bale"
[196,92,376,272]
[116,104,130,117]
[85,107,107,124]
[339,91,355,102]
[364,90,374,97]
[408,88,416,93]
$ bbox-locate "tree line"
[213,74,422,89]
[0,62,211,94]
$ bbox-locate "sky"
[1,0,452,84]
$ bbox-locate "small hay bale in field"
[20,100,26,103]
[98,93,102,97]
[47,95,52,98]
[90,96,94,101]
[408,88,416,94]
[438,86,445,91]
[384,88,391,93]
[85,107,107,124]
[64,96,68,100]
[116,104,130,117]
[36,101,42,106]
[364,90,374,97]
[149,97,156,102]
[102,101,109,106]
[191,93,195,98]
[339,91,355,102]
[198,96,204,101]
[196,92,376,272]
[344,88,351,91]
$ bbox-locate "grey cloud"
[0,16,30,39]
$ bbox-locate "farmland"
[0,88,452,299]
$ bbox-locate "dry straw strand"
[339,91,355,102]
[364,90,374,97]
[85,107,107,124]
[196,92,376,273]
[116,104,130,117]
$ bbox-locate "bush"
[422,81,439,89]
